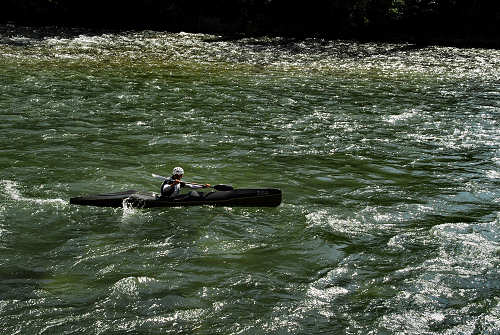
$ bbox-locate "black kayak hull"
[70,189,282,208]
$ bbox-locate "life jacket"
[160,176,184,197]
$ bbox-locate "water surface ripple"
[1,28,499,334]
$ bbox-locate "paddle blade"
[213,184,233,191]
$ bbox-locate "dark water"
[1,28,499,334]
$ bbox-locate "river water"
[1,27,499,334]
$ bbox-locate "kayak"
[69,188,282,208]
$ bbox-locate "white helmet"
[172,167,184,176]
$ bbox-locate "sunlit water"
[1,27,499,334]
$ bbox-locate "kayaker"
[160,166,210,198]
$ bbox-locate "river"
[1,27,499,334]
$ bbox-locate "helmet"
[172,167,184,176]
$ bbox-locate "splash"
[121,197,138,217]
[120,197,152,225]
[0,180,67,206]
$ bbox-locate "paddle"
[151,173,233,191]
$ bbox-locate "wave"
[0,180,67,206]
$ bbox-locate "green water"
[1,28,499,334]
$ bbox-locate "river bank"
[1,1,499,49]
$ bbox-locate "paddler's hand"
[203,184,211,188]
